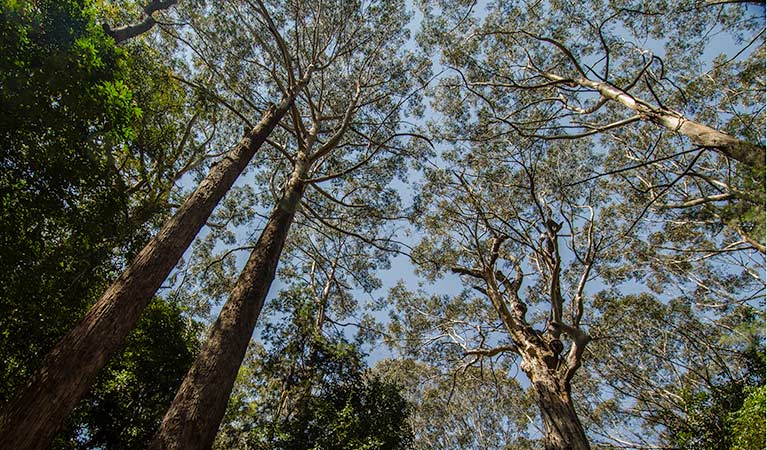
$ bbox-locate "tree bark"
[0,92,303,450]
[528,365,590,450]
[542,71,766,170]
[148,157,308,450]
[104,0,178,44]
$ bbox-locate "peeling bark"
[0,84,308,450]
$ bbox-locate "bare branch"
[105,0,177,44]
[465,344,519,357]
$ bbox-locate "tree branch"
[104,0,178,44]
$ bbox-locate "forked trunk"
[0,100,297,450]
[531,372,590,450]
[148,160,308,450]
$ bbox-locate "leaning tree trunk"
[528,364,590,450]
[0,86,306,450]
[542,71,766,170]
[148,156,308,450]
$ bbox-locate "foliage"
[729,385,766,450]
[663,340,765,450]
[215,287,413,450]
[0,1,205,448]
[273,374,413,450]
[0,0,140,405]
[54,298,201,450]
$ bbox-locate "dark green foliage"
[0,0,141,405]
[667,345,765,450]
[0,2,202,448]
[54,298,201,450]
[215,288,413,450]
[270,375,414,450]
[730,385,766,450]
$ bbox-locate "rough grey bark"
[452,234,592,450]
[148,154,308,450]
[0,80,309,450]
[542,71,766,170]
[531,370,591,450]
[104,0,178,44]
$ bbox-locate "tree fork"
[0,74,311,450]
[149,157,309,450]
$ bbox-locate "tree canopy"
[0,0,763,449]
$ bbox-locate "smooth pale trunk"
[581,76,766,170]
[544,71,765,170]
[148,162,307,450]
[0,101,293,450]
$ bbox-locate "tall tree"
[0,1,204,447]
[402,1,764,446]
[174,175,407,447]
[390,138,620,449]
[0,2,313,448]
[149,0,426,447]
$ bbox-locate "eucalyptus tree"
[404,2,765,446]
[419,0,765,254]
[0,2,314,448]
[149,0,427,448]
[387,137,624,449]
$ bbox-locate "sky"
[159,0,766,392]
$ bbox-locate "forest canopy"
[0,1,764,449]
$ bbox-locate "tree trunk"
[584,76,766,170]
[0,99,297,450]
[530,370,590,450]
[542,71,765,170]
[148,158,308,450]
